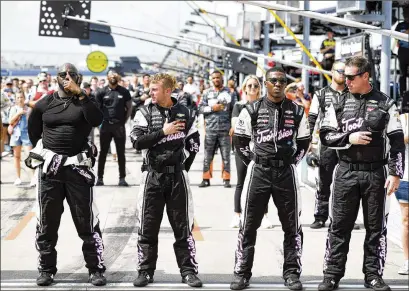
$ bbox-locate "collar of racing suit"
[152,96,179,120]
[328,84,348,95]
[264,95,284,108]
[154,96,178,109]
[351,84,373,99]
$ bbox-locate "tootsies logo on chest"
[341,117,364,132]
[157,132,186,145]
[256,128,293,143]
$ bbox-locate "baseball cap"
[5,79,12,85]
[82,82,91,89]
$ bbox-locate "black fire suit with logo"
[129,97,200,277]
[233,97,310,280]
[308,86,348,222]
[199,87,237,181]
[27,92,106,275]
[319,88,405,281]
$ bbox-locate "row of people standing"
[228,56,406,291]
[25,59,406,291]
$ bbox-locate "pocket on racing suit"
[365,105,388,132]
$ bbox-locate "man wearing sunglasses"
[231,67,310,291]
[94,69,132,187]
[318,56,405,291]
[28,63,107,286]
[308,61,360,230]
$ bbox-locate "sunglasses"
[267,78,287,85]
[334,69,345,74]
[58,72,78,79]
[345,71,365,81]
[247,84,259,89]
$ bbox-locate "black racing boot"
[96,178,104,186]
[198,179,210,188]
[284,274,303,290]
[310,219,326,229]
[89,271,107,286]
[224,180,232,188]
[318,277,340,291]
[230,274,250,290]
[118,178,129,187]
[364,276,391,291]
[36,272,54,286]
[133,271,154,287]
[181,273,203,287]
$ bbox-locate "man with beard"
[130,73,202,288]
[308,62,360,230]
[318,56,405,291]
[231,67,310,290]
[95,69,132,186]
[27,63,106,286]
[198,71,237,188]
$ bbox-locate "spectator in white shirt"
[183,75,200,103]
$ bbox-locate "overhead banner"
[335,33,365,61]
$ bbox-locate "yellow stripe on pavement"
[4,211,35,240]
[193,218,204,241]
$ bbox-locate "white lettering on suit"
[341,117,364,132]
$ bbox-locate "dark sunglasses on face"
[345,71,365,81]
[267,78,287,85]
[247,84,259,89]
[334,69,345,74]
[58,72,78,79]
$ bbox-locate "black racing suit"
[320,87,405,281]
[129,97,200,277]
[28,92,105,275]
[231,100,267,214]
[308,86,348,222]
[233,97,310,280]
[199,87,236,181]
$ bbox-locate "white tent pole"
[62,15,333,76]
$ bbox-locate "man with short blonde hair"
[130,73,202,288]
